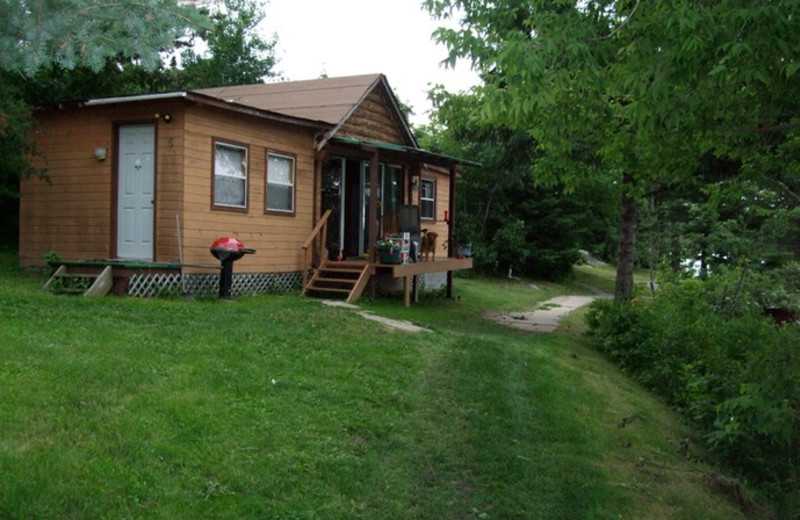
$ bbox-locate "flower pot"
[457,243,473,258]
[379,249,402,264]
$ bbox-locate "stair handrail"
[301,209,332,290]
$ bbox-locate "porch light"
[411,178,418,191]
[93,147,107,161]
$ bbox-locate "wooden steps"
[302,260,373,304]
[44,265,114,296]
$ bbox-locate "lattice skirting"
[127,271,302,298]
[376,271,448,295]
[126,270,443,298]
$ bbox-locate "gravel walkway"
[486,294,609,333]
[320,290,609,334]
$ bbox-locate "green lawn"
[0,250,750,519]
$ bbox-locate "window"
[266,152,295,213]
[213,141,248,209]
[420,178,435,220]
[383,165,404,217]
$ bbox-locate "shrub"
[586,269,800,506]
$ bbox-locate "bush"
[586,269,800,507]
[469,218,582,281]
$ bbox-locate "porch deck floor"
[336,257,473,278]
[372,257,473,277]
[49,259,183,270]
[341,256,473,307]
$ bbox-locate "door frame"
[322,156,408,259]
[321,156,347,259]
[112,121,158,260]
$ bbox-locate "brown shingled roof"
[193,73,383,126]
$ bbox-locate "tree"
[424,0,800,302]
[0,0,207,75]
[0,0,209,246]
[11,0,282,105]
[419,88,618,280]
[179,0,279,89]
[11,0,281,107]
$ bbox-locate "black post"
[219,258,234,299]
[447,164,458,298]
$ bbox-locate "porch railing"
[301,209,332,291]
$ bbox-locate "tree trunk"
[615,173,637,303]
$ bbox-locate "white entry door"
[117,124,155,260]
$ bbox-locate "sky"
[259,0,480,126]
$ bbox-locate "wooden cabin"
[20,74,473,304]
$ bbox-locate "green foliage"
[3,0,278,104]
[0,80,42,245]
[639,164,800,279]
[425,0,800,300]
[0,0,207,75]
[587,269,800,508]
[376,239,401,252]
[0,0,204,248]
[0,0,208,75]
[420,89,618,281]
[0,82,41,194]
[19,60,182,105]
[179,0,279,89]
[0,0,280,247]
[0,251,753,519]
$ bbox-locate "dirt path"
[319,286,610,334]
[486,293,609,333]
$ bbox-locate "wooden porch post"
[312,154,323,266]
[408,162,422,204]
[368,148,380,298]
[447,164,459,299]
[368,149,379,261]
[313,149,328,224]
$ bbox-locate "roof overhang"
[328,136,480,169]
[75,91,334,131]
[84,91,188,105]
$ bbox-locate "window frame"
[211,139,249,212]
[382,164,404,219]
[420,177,436,220]
[265,150,297,216]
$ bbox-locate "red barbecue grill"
[210,237,255,299]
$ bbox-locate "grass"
[0,249,752,519]
[572,263,653,296]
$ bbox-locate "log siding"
[338,89,410,145]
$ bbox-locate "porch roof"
[328,136,480,169]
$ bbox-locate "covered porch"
[302,136,475,305]
[373,256,474,306]
[301,256,473,308]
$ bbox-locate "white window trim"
[420,178,435,220]
[213,141,248,209]
[266,151,296,214]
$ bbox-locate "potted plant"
[376,239,403,264]
[457,242,473,259]
[446,236,473,259]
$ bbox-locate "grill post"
[219,257,235,299]
[209,237,255,300]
